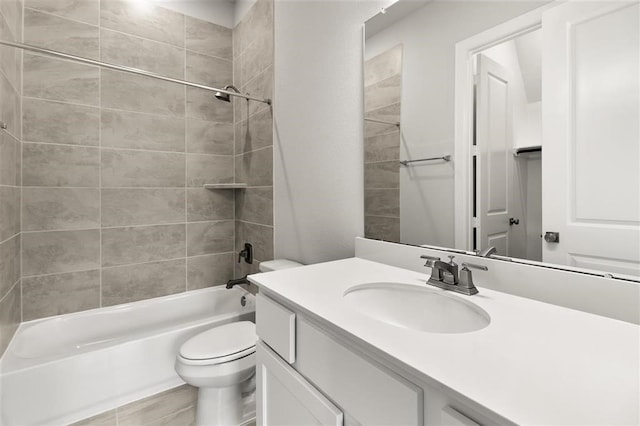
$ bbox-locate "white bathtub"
[0,286,255,426]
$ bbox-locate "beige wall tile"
[364,130,400,162]
[23,98,100,146]
[186,220,234,256]
[23,53,99,105]
[25,0,99,25]
[186,188,233,222]
[22,269,100,320]
[364,103,401,138]
[0,235,19,299]
[101,149,185,188]
[0,0,22,40]
[102,259,185,306]
[238,35,272,89]
[186,16,231,60]
[235,187,273,226]
[235,147,273,187]
[24,8,99,59]
[101,109,185,152]
[0,283,20,356]
[101,29,185,79]
[100,0,184,47]
[186,87,233,122]
[23,187,100,231]
[117,385,197,425]
[102,224,186,267]
[234,0,272,56]
[236,66,272,123]
[146,406,196,426]
[0,132,18,185]
[365,189,400,218]
[186,50,232,88]
[101,70,185,117]
[364,161,400,189]
[0,13,20,91]
[0,72,20,137]
[102,188,185,227]
[187,252,234,290]
[235,108,273,155]
[364,44,403,87]
[22,229,100,276]
[365,215,400,242]
[186,154,234,187]
[0,186,20,242]
[23,143,99,187]
[364,74,402,112]
[236,221,273,262]
[185,118,233,155]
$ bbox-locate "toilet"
[175,259,302,426]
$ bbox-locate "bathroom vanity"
[249,247,639,425]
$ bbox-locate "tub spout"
[226,276,250,289]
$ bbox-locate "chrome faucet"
[420,255,487,295]
[476,246,497,257]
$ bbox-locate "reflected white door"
[476,54,514,256]
[542,1,640,276]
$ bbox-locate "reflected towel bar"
[364,117,400,126]
[400,155,451,166]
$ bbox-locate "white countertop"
[249,258,640,426]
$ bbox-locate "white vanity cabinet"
[256,293,491,426]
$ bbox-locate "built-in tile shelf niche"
[203,183,248,189]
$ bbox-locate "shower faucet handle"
[238,243,253,264]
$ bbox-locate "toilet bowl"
[175,259,302,426]
[175,321,257,426]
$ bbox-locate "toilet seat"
[179,321,257,365]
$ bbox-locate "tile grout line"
[22,140,235,157]
[232,20,237,280]
[20,0,24,324]
[25,6,234,64]
[21,219,234,234]
[184,16,188,293]
[98,14,103,310]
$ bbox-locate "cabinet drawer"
[296,318,423,426]
[256,293,296,363]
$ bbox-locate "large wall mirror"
[363,0,639,279]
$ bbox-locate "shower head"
[214,84,241,102]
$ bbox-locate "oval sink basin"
[343,283,490,334]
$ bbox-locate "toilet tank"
[259,259,303,273]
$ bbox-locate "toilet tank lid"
[179,321,256,361]
[259,259,303,272]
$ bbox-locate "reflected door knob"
[544,232,560,243]
[509,217,520,226]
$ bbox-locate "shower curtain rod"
[0,40,272,105]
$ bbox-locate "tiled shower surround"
[364,45,402,242]
[0,0,22,356]
[11,0,274,327]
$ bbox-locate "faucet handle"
[420,255,440,267]
[461,262,488,271]
[458,263,486,295]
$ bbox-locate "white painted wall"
[364,1,545,249]
[152,0,235,28]
[273,0,390,264]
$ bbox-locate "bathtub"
[0,286,255,426]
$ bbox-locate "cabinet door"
[256,341,343,426]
